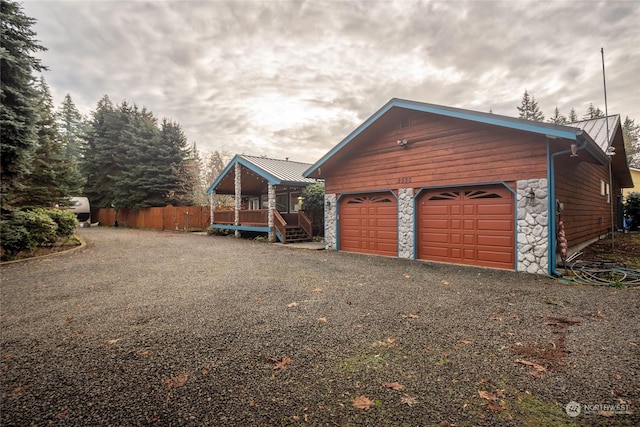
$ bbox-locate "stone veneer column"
[517,178,549,274]
[397,188,414,259]
[324,193,337,250]
[268,184,275,242]
[234,162,241,238]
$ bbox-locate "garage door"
[339,193,398,256]
[417,186,514,269]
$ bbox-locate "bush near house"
[0,208,78,260]
[624,192,640,231]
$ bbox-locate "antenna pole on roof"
[602,47,614,252]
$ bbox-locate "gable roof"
[568,115,620,151]
[304,98,614,178]
[206,155,316,195]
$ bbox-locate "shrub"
[624,192,640,231]
[14,209,58,246]
[47,209,78,237]
[0,219,33,257]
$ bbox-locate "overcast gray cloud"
[22,0,640,164]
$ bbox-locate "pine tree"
[584,103,605,119]
[548,106,567,125]
[568,108,578,123]
[0,0,48,209]
[517,90,545,121]
[57,93,86,159]
[14,78,82,207]
[160,118,195,207]
[82,95,121,208]
[623,116,640,168]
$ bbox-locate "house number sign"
[387,177,412,185]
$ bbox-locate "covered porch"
[206,155,317,243]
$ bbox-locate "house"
[206,155,317,243]
[304,98,633,275]
[623,167,640,199]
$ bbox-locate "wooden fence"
[92,205,211,231]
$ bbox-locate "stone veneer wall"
[517,178,549,274]
[324,193,337,250]
[398,188,414,259]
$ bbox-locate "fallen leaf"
[352,395,374,410]
[479,390,497,401]
[287,302,298,308]
[317,317,327,323]
[403,273,412,279]
[402,313,419,319]
[312,288,323,293]
[529,370,544,378]
[382,382,404,391]
[441,280,451,286]
[202,364,211,376]
[598,410,615,417]
[12,386,25,394]
[386,337,397,344]
[401,393,417,406]
[487,401,504,412]
[164,372,189,389]
[106,339,119,345]
[268,356,292,370]
[140,351,151,357]
[460,339,472,345]
[516,359,547,372]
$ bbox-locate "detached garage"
[304,98,633,275]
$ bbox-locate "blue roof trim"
[304,98,582,177]
[206,155,283,195]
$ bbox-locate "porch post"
[209,191,215,225]
[268,184,275,242]
[234,162,241,238]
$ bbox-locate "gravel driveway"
[1,227,638,426]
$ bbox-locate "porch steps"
[285,226,312,243]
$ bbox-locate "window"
[248,197,259,210]
[290,193,304,212]
[606,183,610,204]
[276,194,288,213]
[600,180,606,196]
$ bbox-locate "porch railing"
[298,211,312,239]
[273,210,287,242]
[214,209,268,225]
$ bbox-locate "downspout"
[547,136,587,276]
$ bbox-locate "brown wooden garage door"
[417,185,515,269]
[339,193,398,256]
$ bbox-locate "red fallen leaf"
[487,401,504,412]
[164,372,189,388]
[516,359,546,372]
[529,370,544,378]
[352,395,374,410]
[12,386,25,394]
[479,390,497,401]
[382,382,404,391]
[140,351,151,357]
[401,393,417,406]
[202,364,211,377]
[386,337,397,344]
[267,356,292,370]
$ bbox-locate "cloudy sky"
[22,0,640,164]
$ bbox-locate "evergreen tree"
[548,106,567,125]
[623,116,640,168]
[160,118,195,207]
[56,93,86,159]
[0,0,48,209]
[204,150,233,208]
[516,90,545,121]
[568,108,578,123]
[584,103,605,119]
[82,95,121,208]
[14,77,81,206]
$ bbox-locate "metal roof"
[206,155,316,195]
[239,155,317,185]
[567,115,620,151]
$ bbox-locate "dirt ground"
[1,227,638,426]
[572,232,640,269]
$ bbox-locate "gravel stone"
[1,227,638,426]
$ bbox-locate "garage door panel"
[418,186,515,270]
[339,193,398,257]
